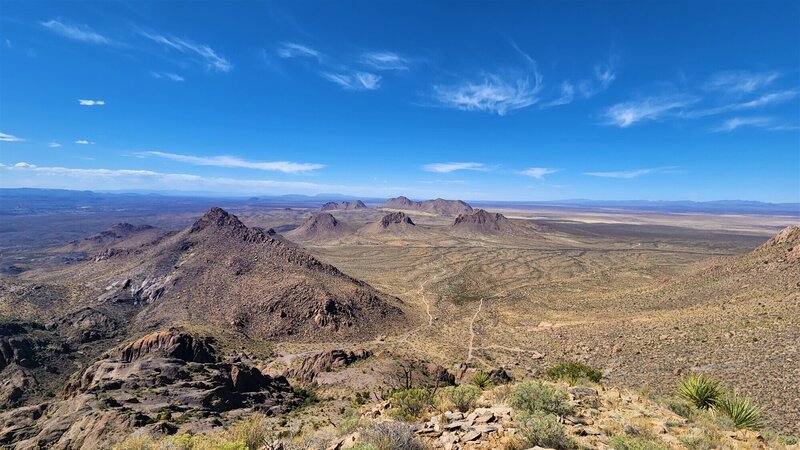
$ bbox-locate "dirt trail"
[467,298,483,361]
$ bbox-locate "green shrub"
[470,371,492,390]
[359,421,425,450]
[665,399,693,418]
[440,385,481,412]
[510,381,574,417]
[545,361,602,385]
[390,388,433,421]
[516,412,574,450]
[716,393,764,430]
[677,374,722,410]
[610,435,668,450]
[229,413,271,449]
[112,435,156,450]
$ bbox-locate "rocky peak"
[380,212,414,227]
[761,225,800,248]
[120,330,217,363]
[453,209,508,226]
[189,207,251,235]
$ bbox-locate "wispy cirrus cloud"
[41,19,111,45]
[151,72,184,82]
[686,89,800,118]
[141,31,232,73]
[518,167,560,180]
[322,72,381,91]
[603,95,698,127]
[135,151,324,174]
[361,51,409,71]
[541,82,575,108]
[583,167,675,179]
[422,162,489,173]
[48,142,62,148]
[75,140,94,145]
[711,116,798,132]
[78,99,105,106]
[0,132,24,142]
[704,70,780,94]
[277,42,321,60]
[433,73,542,116]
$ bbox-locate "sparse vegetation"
[390,388,433,421]
[510,381,574,417]
[516,412,575,450]
[545,361,602,385]
[470,371,493,389]
[358,421,425,450]
[609,435,669,450]
[439,385,481,412]
[716,393,764,430]
[677,374,723,410]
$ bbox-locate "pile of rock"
[417,407,515,450]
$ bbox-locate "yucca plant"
[716,393,764,430]
[677,373,723,410]
[470,371,493,390]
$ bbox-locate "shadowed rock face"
[379,212,415,227]
[120,330,216,363]
[284,348,372,383]
[382,196,473,215]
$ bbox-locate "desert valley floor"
[0,193,798,448]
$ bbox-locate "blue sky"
[1,1,798,202]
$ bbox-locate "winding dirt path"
[467,298,483,361]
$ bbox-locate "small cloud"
[277,42,321,60]
[41,19,111,45]
[75,140,94,145]
[583,167,674,179]
[0,132,24,142]
[136,151,325,174]
[152,72,184,81]
[711,116,798,132]
[595,63,617,89]
[422,162,489,173]
[322,72,381,91]
[705,71,780,94]
[14,162,37,168]
[141,31,232,73]
[603,95,697,127]
[78,99,105,106]
[361,51,409,71]
[541,82,575,108]
[687,89,800,118]
[48,141,62,148]
[519,167,560,180]
[433,72,542,116]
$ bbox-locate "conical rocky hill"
[382,196,472,215]
[286,212,351,241]
[359,212,418,236]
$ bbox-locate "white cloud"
[136,151,325,174]
[583,168,665,179]
[542,82,575,108]
[595,64,617,89]
[78,99,105,106]
[0,132,24,142]
[519,167,560,180]
[322,72,381,91]
[277,42,321,60]
[603,95,697,127]
[710,116,798,132]
[75,140,94,145]
[141,31,232,73]
[13,162,36,168]
[687,89,800,118]
[152,72,184,82]
[422,162,489,173]
[433,72,543,116]
[361,51,409,71]
[48,142,62,148]
[705,71,780,94]
[41,20,111,45]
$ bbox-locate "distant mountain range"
[1,188,797,216]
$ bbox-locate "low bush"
[440,385,481,412]
[359,421,425,450]
[228,413,271,450]
[609,435,669,450]
[677,374,722,410]
[510,381,574,417]
[516,412,574,450]
[716,393,764,430]
[390,388,433,421]
[545,361,602,385]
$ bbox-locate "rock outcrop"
[320,200,367,211]
[382,196,473,215]
[286,212,351,241]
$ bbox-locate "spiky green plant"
[470,371,492,390]
[677,374,723,410]
[716,393,764,430]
